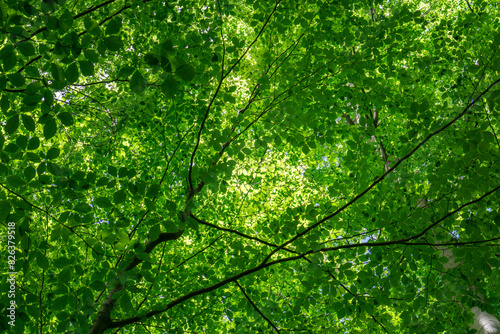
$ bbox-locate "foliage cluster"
[1,0,500,333]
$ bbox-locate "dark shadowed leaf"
[161,76,178,98]
[84,17,101,36]
[94,197,113,208]
[8,73,25,87]
[176,63,196,82]
[105,18,122,35]
[18,41,36,56]
[113,190,126,204]
[5,115,19,134]
[57,112,74,126]
[65,63,79,84]
[104,36,123,52]
[46,147,60,160]
[130,71,147,93]
[78,61,94,76]
[43,119,57,139]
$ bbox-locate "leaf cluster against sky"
[0,0,500,333]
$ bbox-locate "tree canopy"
[1,0,500,333]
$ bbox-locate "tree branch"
[260,78,500,265]
[235,280,280,333]
[190,214,297,254]
[107,188,500,330]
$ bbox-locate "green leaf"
[118,167,127,178]
[0,44,14,59]
[25,66,40,77]
[146,183,160,198]
[16,136,27,149]
[59,9,74,32]
[23,94,43,107]
[51,63,65,81]
[149,225,161,240]
[37,162,46,175]
[107,179,116,188]
[84,50,100,63]
[104,36,123,52]
[8,73,25,87]
[130,71,147,93]
[113,190,126,204]
[105,18,122,35]
[58,212,71,224]
[26,82,40,95]
[74,203,92,213]
[490,90,500,100]
[127,169,136,178]
[176,63,196,82]
[47,162,62,176]
[96,177,109,187]
[65,63,79,84]
[45,15,59,30]
[144,198,156,211]
[2,53,16,71]
[7,175,25,188]
[79,61,94,76]
[84,17,101,36]
[136,252,151,262]
[24,166,36,181]
[57,112,74,126]
[0,75,7,90]
[118,66,135,79]
[108,165,117,177]
[18,41,35,57]
[89,281,106,291]
[94,197,113,208]
[161,76,178,98]
[46,147,60,160]
[161,40,174,56]
[44,119,57,139]
[27,137,40,150]
[1,95,9,112]
[36,252,50,270]
[0,201,11,221]
[4,142,18,154]
[5,115,19,134]
[144,53,159,66]
[43,90,54,107]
